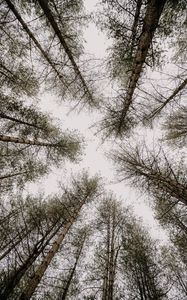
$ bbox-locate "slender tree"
[83,196,124,300]
[3,0,97,107]
[120,218,168,300]
[98,0,186,137]
[18,173,100,300]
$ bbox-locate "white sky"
[27,0,173,242]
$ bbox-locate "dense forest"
[0,0,186,299]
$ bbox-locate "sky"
[27,0,171,242]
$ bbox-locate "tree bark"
[0,112,43,130]
[18,201,85,300]
[60,234,86,300]
[129,0,143,56]
[0,222,62,300]
[102,215,110,300]
[0,134,57,147]
[4,0,68,88]
[119,0,166,129]
[108,210,116,300]
[37,0,94,104]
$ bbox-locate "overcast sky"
[27,0,173,242]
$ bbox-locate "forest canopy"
[0,0,186,299]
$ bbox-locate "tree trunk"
[37,0,94,104]
[18,201,85,300]
[4,0,68,88]
[60,234,86,300]
[0,134,57,147]
[0,222,62,300]
[0,112,43,130]
[108,210,116,300]
[102,215,110,300]
[129,0,143,56]
[119,0,166,126]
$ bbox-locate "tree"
[17,172,101,300]
[154,195,187,265]
[97,0,186,137]
[0,194,68,299]
[0,89,83,194]
[161,246,187,299]
[112,144,187,206]
[3,0,98,107]
[42,226,90,300]
[82,196,124,300]
[59,228,88,300]
[120,218,168,300]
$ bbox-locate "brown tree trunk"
[60,234,86,300]
[0,222,62,300]
[0,112,43,130]
[18,201,85,300]
[129,0,143,56]
[0,134,56,147]
[119,0,166,130]
[102,214,111,300]
[108,210,116,300]
[37,0,94,104]
[4,0,67,88]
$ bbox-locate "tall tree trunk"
[4,0,68,88]
[0,222,62,300]
[0,134,58,147]
[108,210,116,300]
[18,201,86,300]
[37,0,94,104]
[129,0,143,56]
[119,0,166,130]
[134,263,145,300]
[0,112,43,130]
[60,234,86,300]
[102,215,110,300]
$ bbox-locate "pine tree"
[3,0,97,107]
[120,218,168,300]
[82,196,124,299]
[17,172,100,300]
[97,0,186,137]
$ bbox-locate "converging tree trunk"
[4,0,68,89]
[60,233,86,300]
[37,0,94,104]
[118,0,167,130]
